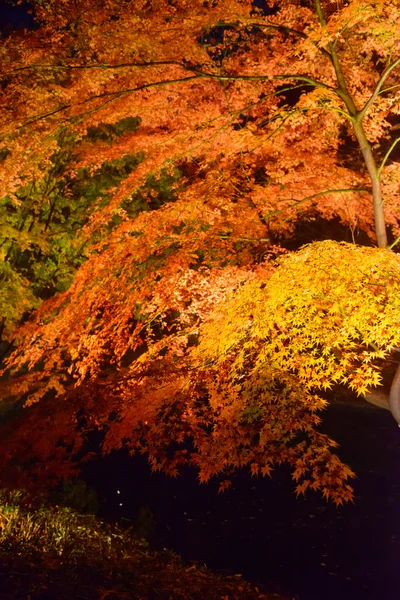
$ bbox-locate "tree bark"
[314,0,388,248]
[389,363,400,425]
[353,122,387,248]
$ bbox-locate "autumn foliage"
[0,0,400,503]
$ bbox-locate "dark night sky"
[0,0,36,33]
[0,0,273,33]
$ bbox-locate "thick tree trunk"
[353,122,387,248]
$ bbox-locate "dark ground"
[83,401,400,600]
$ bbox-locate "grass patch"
[0,489,289,599]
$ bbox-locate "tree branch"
[15,57,335,92]
[17,66,334,130]
[19,75,201,128]
[12,17,334,76]
[266,188,370,217]
[213,20,332,60]
[18,104,72,128]
[193,70,333,92]
[13,60,188,72]
[358,57,400,121]
[313,0,358,116]
[377,137,400,178]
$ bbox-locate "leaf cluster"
[0,0,399,506]
[190,240,400,503]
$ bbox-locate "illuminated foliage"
[190,241,400,502]
[0,0,400,502]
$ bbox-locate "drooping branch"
[13,60,190,72]
[14,58,335,92]
[248,22,332,59]
[265,188,370,217]
[17,63,335,132]
[19,75,202,127]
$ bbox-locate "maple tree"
[0,0,400,503]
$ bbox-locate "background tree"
[0,0,399,502]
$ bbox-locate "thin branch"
[228,21,332,60]
[19,75,201,128]
[379,83,400,95]
[45,226,84,237]
[358,57,400,120]
[18,66,333,130]
[377,136,400,177]
[13,60,187,72]
[389,236,400,250]
[13,57,334,92]
[13,18,333,75]
[303,101,353,122]
[323,105,353,122]
[217,235,271,242]
[265,188,370,217]
[19,104,72,128]
[249,109,305,155]
[191,68,334,92]
[313,0,358,116]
